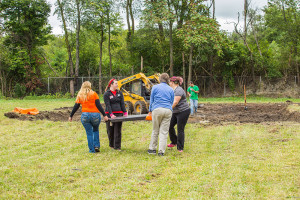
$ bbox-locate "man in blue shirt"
[148,73,174,156]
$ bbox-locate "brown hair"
[105,78,117,91]
[159,73,170,83]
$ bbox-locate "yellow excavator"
[117,73,160,114]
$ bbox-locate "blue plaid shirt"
[149,82,174,112]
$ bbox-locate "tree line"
[0,0,299,97]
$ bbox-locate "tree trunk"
[209,54,214,85]
[75,0,80,79]
[281,1,287,22]
[0,70,4,96]
[212,0,215,19]
[188,44,194,84]
[177,0,187,29]
[99,22,104,94]
[126,0,131,41]
[57,0,74,97]
[252,24,262,57]
[129,0,134,35]
[243,0,248,41]
[169,21,174,76]
[141,56,143,72]
[108,12,112,77]
[157,23,164,42]
[41,54,58,76]
[182,52,186,91]
[296,48,299,85]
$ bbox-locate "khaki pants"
[149,108,172,154]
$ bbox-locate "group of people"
[69,73,199,155]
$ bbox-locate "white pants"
[149,108,172,153]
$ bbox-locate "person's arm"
[95,99,106,116]
[172,96,182,109]
[187,88,191,96]
[194,86,200,93]
[69,103,80,121]
[103,92,113,117]
[119,92,128,116]
[149,86,156,112]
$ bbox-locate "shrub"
[14,83,26,98]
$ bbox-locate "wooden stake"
[244,84,247,110]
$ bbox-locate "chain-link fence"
[39,75,300,97]
[40,76,127,95]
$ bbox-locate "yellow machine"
[118,73,160,114]
[147,73,160,84]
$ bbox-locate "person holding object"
[104,79,127,151]
[168,76,190,152]
[69,81,108,153]
[187,81,199,116]
[147,73,174,156]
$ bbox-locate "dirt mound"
[4,103,300,125]
[188,103,300,124]
[4,108,82,122]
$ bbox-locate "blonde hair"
[76,81,93,102]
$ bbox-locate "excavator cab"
[118,73,159,114]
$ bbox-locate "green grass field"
[0,98,299,199]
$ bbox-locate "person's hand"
[68,117,72,122]
[103,116,109,121]
[111,114,116,119]
[191,88,195,92]
[124,112,128,117]
[189,93,191,97]
[146,112,152,121]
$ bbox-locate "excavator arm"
[118,73,153,91]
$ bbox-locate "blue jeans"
[190,99,198,115]
[81,112,101,153]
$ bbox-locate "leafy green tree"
[263,0,300,82]
[0,0,51,92]
[176,2,226,84]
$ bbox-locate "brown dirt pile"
[4,103,300,125]
[188,103,300,124]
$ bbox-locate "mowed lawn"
[0,98,299,199]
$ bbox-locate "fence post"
[223,82,226,96]
[48,77,50,94]
[82,77,84,84]
[260,76,262,83]
[295,76,297,85]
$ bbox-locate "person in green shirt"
[187,81,199,116]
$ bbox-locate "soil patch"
[188,103,300,125]
[4,107,82,122]
[4,103,300,125]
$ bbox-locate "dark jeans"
[106,113,123,149]
[81,112,101,153]
[169,108,190,150]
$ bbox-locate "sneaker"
[178,150,183,153]
[95,147,100,152]
[167,143,176,148]
[158,152,164,156]
[148,149,156,155]
[114,148,121,151]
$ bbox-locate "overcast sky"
[48,0,268,35]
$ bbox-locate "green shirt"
[187,85,199,100]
